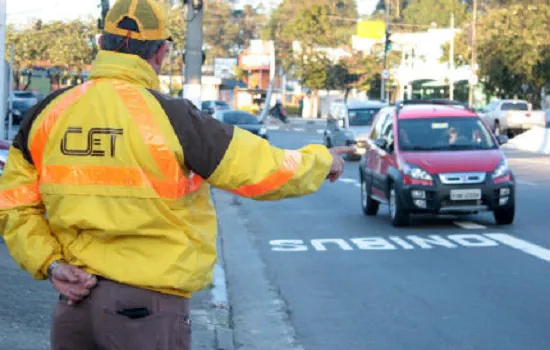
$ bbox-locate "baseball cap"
[104,0,172,41]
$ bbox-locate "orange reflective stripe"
[111,81,203,198]
[30,82,97,172]
[0,183,41,209]
[40,164,151,187]
[230,150,302,197]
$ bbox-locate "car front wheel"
[494,203,515,225]
[360,176,379,216]
[389,183,410,227]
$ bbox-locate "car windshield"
[14,91,35,98]
[501,102,528,111]
[223,112,259,125]
[398,117,497,151]
[348,108,381,126]
[215,101,229,108]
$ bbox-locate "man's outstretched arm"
[151,94,355,200]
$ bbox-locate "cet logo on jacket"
[60,127,123,157]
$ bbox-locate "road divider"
[269,233,550,263]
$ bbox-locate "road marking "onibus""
[269,233,550,263]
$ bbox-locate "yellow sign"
[357,20,385,40]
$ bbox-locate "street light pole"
[183,0,204,108]
[468,0,478,107]
[0,0,7,140]
[449,11,455,100]
[381,0,391,102]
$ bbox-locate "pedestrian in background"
[0,0,355,349]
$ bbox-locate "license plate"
[450,189,482,201]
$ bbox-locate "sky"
[7,0,378,24]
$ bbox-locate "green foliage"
[476,4,550,106]
[403,0,470,28]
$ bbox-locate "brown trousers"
[51,278,191,350]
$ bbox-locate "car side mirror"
[497,134,508,145]
[374,138,387,149]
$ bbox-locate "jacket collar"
[89,50,160,90]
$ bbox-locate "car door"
[378,116,397,197]
[333,106,348,146]
[325,104,339,145]
[367,111,389,199]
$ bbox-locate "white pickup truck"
[480,99,546,137]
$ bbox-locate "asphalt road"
[227,128,550,350]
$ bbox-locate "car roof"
[215,109,251,114]
[396,104,479,119]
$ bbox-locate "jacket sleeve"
[150,93,334,201]
[0,145,62,280]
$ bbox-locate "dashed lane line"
[515,179,537,187]
[453,221,487,229]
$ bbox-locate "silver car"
[323,100,387,160]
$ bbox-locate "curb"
[210,264,234,350]
[209,192,235,350]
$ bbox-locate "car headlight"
[259,127,267,135]
[492,159,509,179]
[403,163,432,181]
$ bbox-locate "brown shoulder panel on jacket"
[147,90,234,179]
[12,86,75,165]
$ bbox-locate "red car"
[0,140,11,176]
[359,100,515,227]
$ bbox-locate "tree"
[475,4,550,107]
[232,5,266,53]
[403,0,470,27]
[327,54,381,101]
[202,1,240,59]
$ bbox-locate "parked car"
[201,100,230,116]
[11,90,42,125]
[213,109,268,140]
[480,99,546,137]
[324,100,387,160]
[0,140,11,176]
[359,99,515,227]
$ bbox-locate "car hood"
[349,126,371,138]
[235,124,263,133]
[400,150,504,173]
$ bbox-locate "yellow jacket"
[0,50,333,298]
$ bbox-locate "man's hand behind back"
[50,263,98,305]
[327,146,357,183]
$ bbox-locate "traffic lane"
[0,244,53,350]
[270,130,550,246]
[236,178,550,350]
[240,130,550,350]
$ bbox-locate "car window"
[486,101,498,111]
[398,117,497,151]
[215,101,230,108]
[14,91,35,98]
[370,112,389,140]
[501,102,528,111]
[223,111,258,125]
[201,102,210,109]
[348,108,381,126]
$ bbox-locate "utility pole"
[468,0,478,107]
[449,9,455,100]
[183,0,204,109]
[99,0,110,29]
[381,0,390,103]
[8,45,13,140]
[0,0,7,140]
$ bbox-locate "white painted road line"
[484,233,550,263]
[316,130,325,134]
[453,221,487,230]
[293,128,305,132]
[516,179,537,187]
[338,178,359,184]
